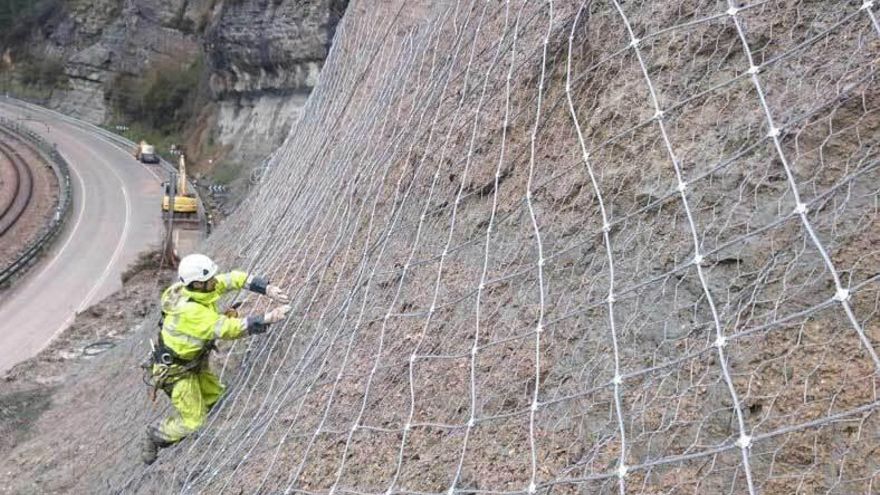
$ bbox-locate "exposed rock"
[205,0,344,95]
[205,0,347,164]
[214,91,309,164]
[35,0,204,122]
[6,0,347,166]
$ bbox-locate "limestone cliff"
[20,0,206,123]
[2,0,346,167]
[204,0,346,165]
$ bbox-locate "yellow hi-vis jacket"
[160,270,251,361]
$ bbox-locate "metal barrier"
[0,116,73,286]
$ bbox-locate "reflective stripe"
[213,318,225,339]
[164,324,208,348]
[219,273,234,288]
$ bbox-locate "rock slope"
[1,1,879,494]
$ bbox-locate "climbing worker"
[141,253,291,464]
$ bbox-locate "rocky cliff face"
[9,0,346,165]
[33,0,205,123]
[204,0,346,164]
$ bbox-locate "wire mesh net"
[126,0,880,493]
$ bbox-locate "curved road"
[0,99,163,373]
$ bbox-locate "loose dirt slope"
[1,1,879,494]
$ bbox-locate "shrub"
[18,56,67,88]
[107,57,204,135]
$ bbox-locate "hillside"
[1,0,879,493]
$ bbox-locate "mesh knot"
[736,434,752,449]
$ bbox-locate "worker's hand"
[263,304,292,325]
[223,301,242,318]
[266,285,290,303]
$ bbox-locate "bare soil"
[0,251,171,495]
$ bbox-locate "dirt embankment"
[0,251,172,494]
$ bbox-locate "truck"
[133,141,160,163]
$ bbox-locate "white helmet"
[178,253,218,285]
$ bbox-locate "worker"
[141,253,291,464]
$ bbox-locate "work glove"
[266,285,290,303]
[263,304,292,324]
[245,305,291,335]
[244,315,267,335]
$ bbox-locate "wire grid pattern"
[122,0,880,493]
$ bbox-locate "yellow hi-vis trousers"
[148,367,224,445]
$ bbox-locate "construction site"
[0,0,879,493]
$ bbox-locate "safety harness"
[141,313,215,402]
[141,280,247,402]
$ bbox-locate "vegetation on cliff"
[0,0,51,47]
[0,0,70,98]
[108,57,204,133]
[107,55,220,166]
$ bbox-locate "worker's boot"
[141,429,172,465]
[141,435,159,465]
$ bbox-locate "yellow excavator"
[162,154,198,215]
[161,154,203,264]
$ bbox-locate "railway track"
[0,131,36,236]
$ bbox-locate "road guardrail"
[0,116,73,287]
[3,97,209,234]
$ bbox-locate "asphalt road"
[0,100,163,373]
